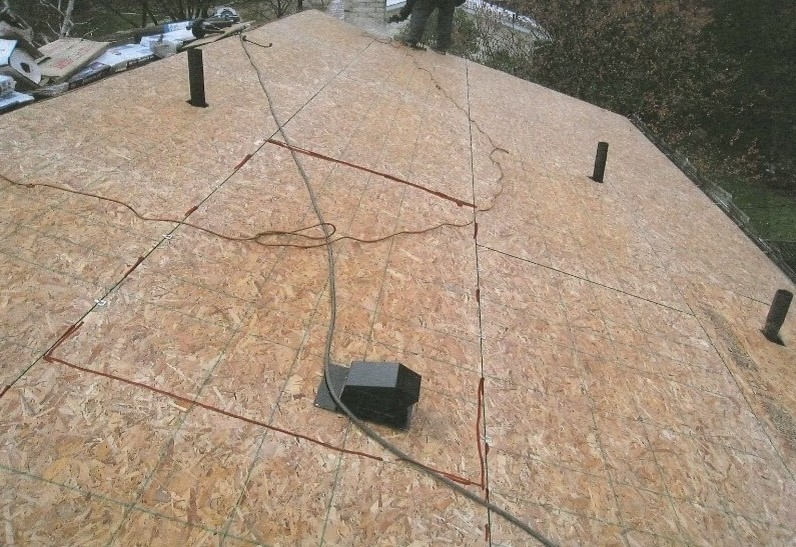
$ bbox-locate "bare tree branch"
[59,0,75,37]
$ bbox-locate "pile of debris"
[0,7,245,113]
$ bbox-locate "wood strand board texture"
[0,9,795,546]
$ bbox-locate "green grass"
[720,179,796,242]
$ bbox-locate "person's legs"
[434,1,455,52]
[388,0,415,23]
[405,0,435,46]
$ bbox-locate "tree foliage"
[4,0,793,197]
[5,0,243,41]
[470,0,795,196]
[7,0,84,40]
[702,0,796,190]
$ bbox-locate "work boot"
[401,40,426,51]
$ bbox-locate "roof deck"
[1,10,795,545]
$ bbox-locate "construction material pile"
[0,7,245,113]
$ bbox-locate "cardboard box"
[31,82,69,98]
[139,20,195,48]
[0,38,41,89]
[93,43,154,72]
[150,40,179,58]
[0,74,15,96]
[68,60,112,89]
[0,90,34,111]
[38,37,109,83]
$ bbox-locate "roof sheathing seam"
[237,27,556,546]
[1,11,795,545]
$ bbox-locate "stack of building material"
[0,38,36,111]
[0,5,250,113]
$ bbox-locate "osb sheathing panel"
[1,9,795,546]
[0,364,187,501]
[1,467,127,546]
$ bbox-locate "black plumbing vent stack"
[314,361,422,429]
[762,289,792,345]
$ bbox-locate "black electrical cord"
[239,34,556,547]
[0,175,336,246]
[241,35,272,48]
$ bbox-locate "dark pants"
[405,0,455,50]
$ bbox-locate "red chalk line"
[37,323,480,487]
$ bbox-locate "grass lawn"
[721,179,796,243]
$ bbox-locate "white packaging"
[150,40,179,58]
[0,74,15,97]
[0,39,42,88]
